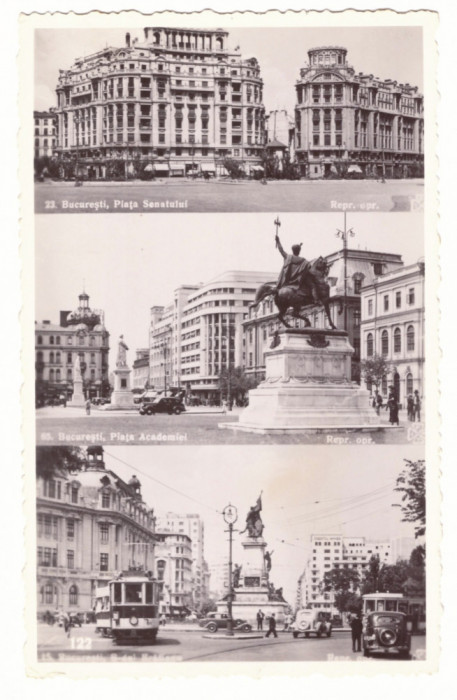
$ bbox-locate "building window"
[101,492,111,508]
[406,372,413,395]
[100,553,109,572]
[408,287,415,305]
[407,325,415,351]
[100,523,109,543]
[37,335,43,345]
[67,550,75,570]
[394,327,401,353]
[383,295,389,312]
[396,291,402,308]
[368,299,373,316]
[69,584,78,605]
[381,330,389,356]
[67,519,75,540]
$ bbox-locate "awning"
[251,165,264,172]
[154,163,169,171]
[201,163,216,172]
[348,164,362,173]
[170,164,185,171]
[144,163,154,172]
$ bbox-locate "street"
[36,406,424,445]
[35,179,424,214]
[36,623,426,663]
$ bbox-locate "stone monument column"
[68,354,85,407]
[109,335,135,409]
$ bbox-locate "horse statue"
[251,256,336,330]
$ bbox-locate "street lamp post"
[223,504,238,636]
[336,212,355,332]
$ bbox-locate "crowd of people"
[371,388,422,426]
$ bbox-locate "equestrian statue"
[250,222,336,330]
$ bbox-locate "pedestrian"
[350,614,363,652]
[63,611,71,637]
[413,390,421,422]
[283,612,293,632]
[256,609,265,631]
[406,394,414,421]
[221,399,227,414]
[160,613,166,627]
[386,389,399,426]
[85,398,91,416]
[375,390,383,416]
[265,613,278,638]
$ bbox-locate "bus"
[362,593,426,633]
[95,571,160,643]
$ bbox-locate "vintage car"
[139,395,186,415]
[198,612,252,633]
[362,611,411,658]
[290,609,332,638]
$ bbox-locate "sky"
[35,211,424,362]
[34,26,423,115]
[99,444,422,605]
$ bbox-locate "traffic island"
[201,633,264,641]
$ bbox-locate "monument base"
[68,381,85,408]
[217,589,289,626]
[227,328,382,433]
[106,365,135,409]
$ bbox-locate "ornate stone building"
[154,532,193,616]
[294,46,424,178]
[36,446,156,618]
[54,27,265,178]
[35,291,110,401]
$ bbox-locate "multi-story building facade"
[360,262,425,405]
[299,534,393,614]
[54,27,265,179]
[132,348,150,390]
[295,46,424,179]
[35,291,110,401]
[154,532,193,615]
[34,109,57,159]
[36,446,156,618]
[208,560,230,600]
[155,512,209,611]
[243,249,403,382]
[149,270,275,403]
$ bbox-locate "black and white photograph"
[35,212,425,446]
[34,444,427,664]
[17,7,440,684]
[33,24,424,213]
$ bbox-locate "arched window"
[366,333,374,357]
[69,585,78,606]
[44,583,55,604]
[393,327,401,353]
[49,369,54,382]
[49,336,54,345]
[56,351,61,364]
[37,335,43,345]
[56,336,61,345]
[406,372,413,395]
[56,369,61,381]
[49,351,54,364]
[407,325,415,351]
[67,369,72,380]
[381,330,389,356]
[67,336,73,345]
[89,336,95,346]
[36,351,43,362]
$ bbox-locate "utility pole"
[223,504,238,636]
[336,212,355,332]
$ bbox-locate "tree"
[360,353,391,390]
[222,157,245,180]
[322,567,361,615]
[218,366,259,405]
[36,446,86,480]
[361,555,411,595]
[394,459,425,537]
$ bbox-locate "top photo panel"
[34,24,424,214]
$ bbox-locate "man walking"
[413,390,421,422]
[256,609,265,631]
[265,613,278,638]
[350,614,363,652]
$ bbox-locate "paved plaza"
[36,623,425,663]
[35,178,424,214]
[36,405,424,445]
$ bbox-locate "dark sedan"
[198,612,252,633]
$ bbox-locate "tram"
[362,593,426,633]
[95,570,160,643]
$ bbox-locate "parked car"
[139,390,186,415]
[290,609,332,638]
[362,612,411,658]
[198,612,251,633]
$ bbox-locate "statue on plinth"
[116,335,129,367]
[240,493,264,538]
[264,549,274,572]
[73,354,83,381]
[249,219,336,330]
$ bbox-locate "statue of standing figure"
[116,335,129,367]
[240,493,264,538]
[73,353,83,381]
[264,549,274,572]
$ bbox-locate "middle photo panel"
[35,211,424,447]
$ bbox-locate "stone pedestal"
[68,377,85,407]
[109,366,135,409]
[228,328,381,433]
[217,536,289,625]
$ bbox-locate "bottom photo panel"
[32,444,429,669]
